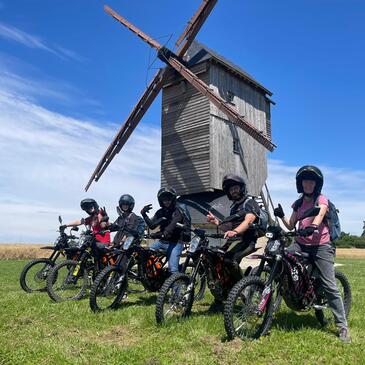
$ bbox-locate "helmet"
[296,165,323,194]
[157,186,177,207]
[222,174,246,200]
[118,194,135,212]
[80,198,99,215]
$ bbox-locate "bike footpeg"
[313,305,327,310]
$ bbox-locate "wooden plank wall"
[161,63,211,195]
[209,61,269,196]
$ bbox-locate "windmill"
[86,0,277,222]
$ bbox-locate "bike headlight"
[266,239,281,254]
[188,236,201,253]
[123,236,134,250]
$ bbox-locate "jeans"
[288,242,348,328]
[149,240,184,274]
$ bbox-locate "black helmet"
[80,198,99,215]
[118,194,135,212]
[157,186,177,207]
[222,174,246,200]
[296,165,324,194]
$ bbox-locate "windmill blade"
[175,0,218,56]
[85,68,165,191]
[103,7,275,151]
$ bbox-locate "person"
[207,174,260,272]
[141,186,185,274]
[273,165,351,343]
[206,174,260,312]
[62,198,111,246]
[109,194,145,247]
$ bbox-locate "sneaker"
[339,327,351,344]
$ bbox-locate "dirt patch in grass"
[89,325,142,348]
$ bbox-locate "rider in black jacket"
[141,187,184,274]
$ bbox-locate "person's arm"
[63,219,82,227]
[274,204,297,230]
[207,211,220,226]
[224,213,256,239]
[281,211,297,231]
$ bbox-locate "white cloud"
[0,71,161,243]
[0,22,83,61]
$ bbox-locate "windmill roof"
[185,41,272,96]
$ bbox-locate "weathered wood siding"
[161,63,211,195]
[209,61,269,195]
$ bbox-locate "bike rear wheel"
[46,259,88,302]
[155,273,193,324]
[20,258,55,293]
[224,276,273,340]
[315,270,352,326]
[89,266,127,312]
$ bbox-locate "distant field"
[1,243,364,260]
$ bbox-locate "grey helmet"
[118,194,135,212]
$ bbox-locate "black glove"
[141,204,153,215]
[298,225,318,237]
[150,232,163,239]
[273,204,285,218]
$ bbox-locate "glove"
[298,225,318,237]
[141,204,153,215]
[273,204,285,218]
[59,225,67,231]
[150,232,163,239]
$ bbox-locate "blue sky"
[0,0,364,242]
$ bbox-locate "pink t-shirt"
[291,195,331,245]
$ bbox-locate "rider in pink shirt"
[274,165,351,343]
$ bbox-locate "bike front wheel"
[224,276,273,340]
[89,266,127,312]
[46,259,88,302]
[20,258,55,293]
[155,273,193,324]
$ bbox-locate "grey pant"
[288,242,348,328]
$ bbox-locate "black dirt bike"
[46,229,117,302]
[89,233,206,312]
[89,234,169,312]
[224,207,352,340]
[155,223,256,324]
[19,216,80,293]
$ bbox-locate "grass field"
[0,258,364,365]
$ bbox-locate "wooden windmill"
[86,0,276,221]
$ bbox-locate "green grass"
[0,259,364,365]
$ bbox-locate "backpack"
[243,196,269,237]
[136,216,146,237]
[176,203,192,242]
[293,195,341,242]
[221,197,268,237]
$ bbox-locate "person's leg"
[311,244,349,337]
[149,240,167,252]
[166,242,184,274]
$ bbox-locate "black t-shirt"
[229,197,260,243]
